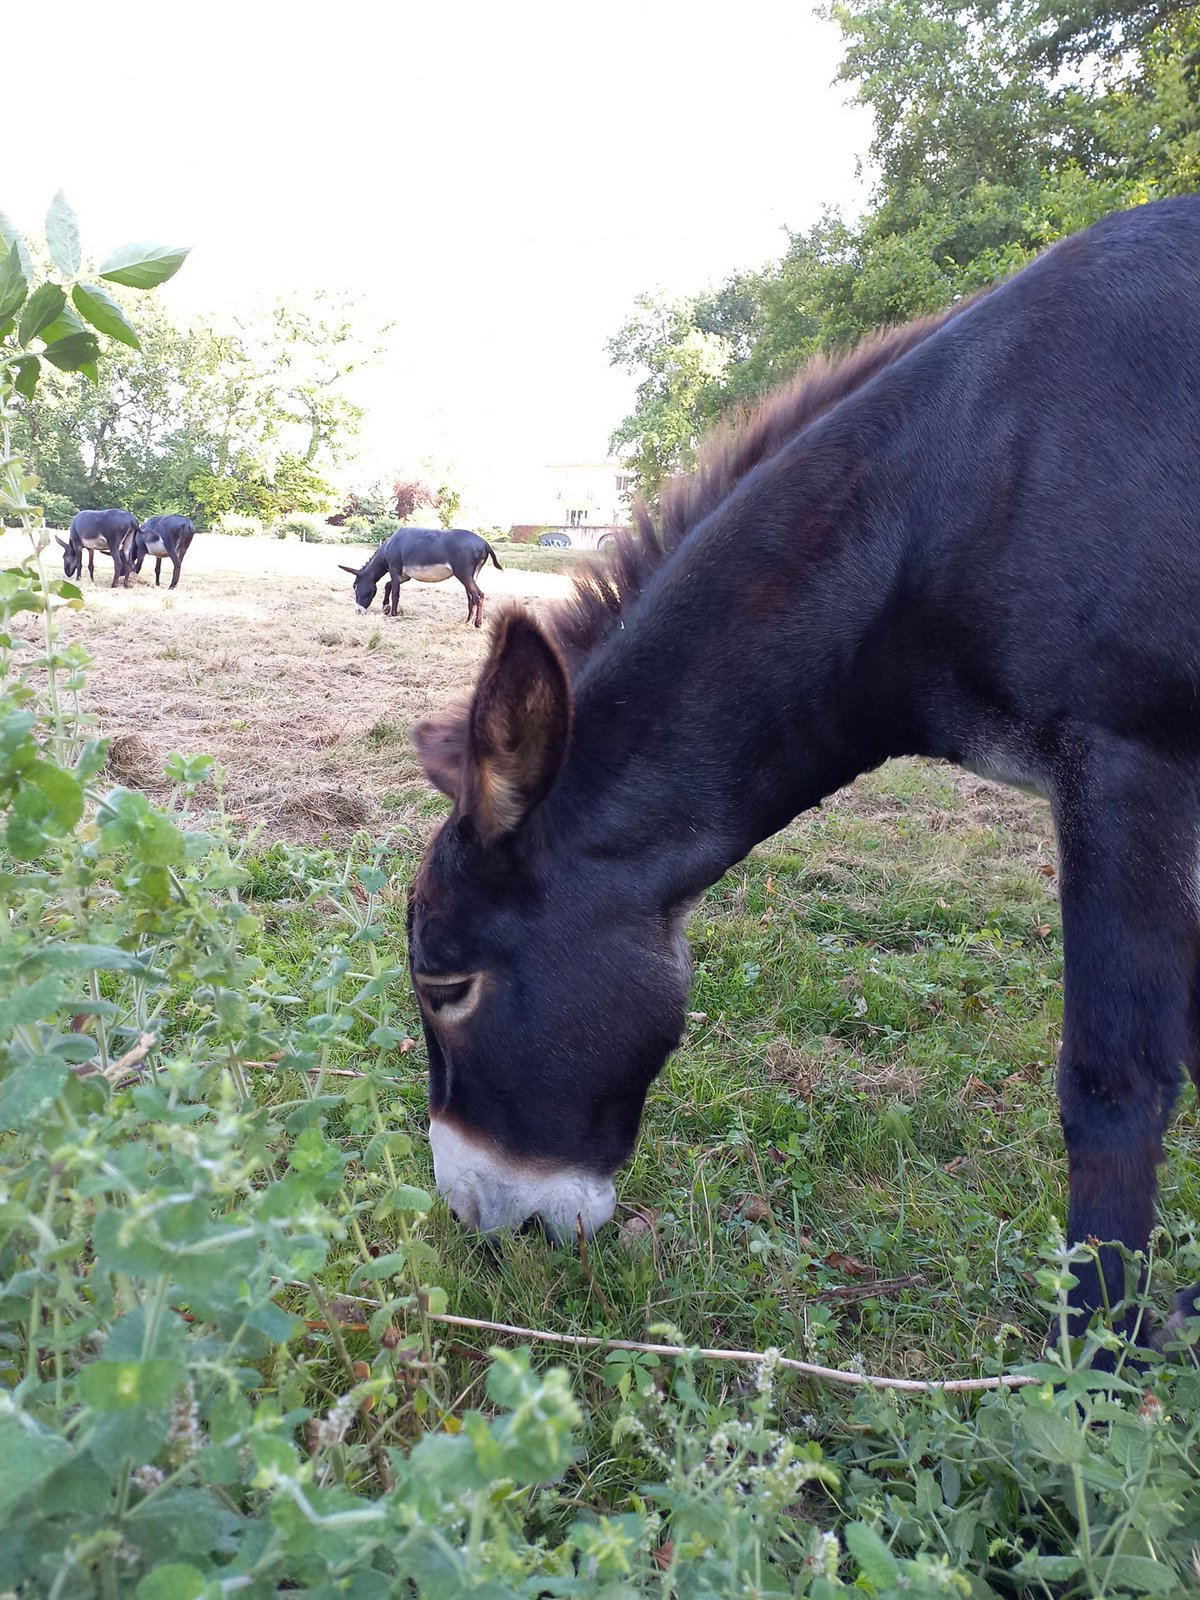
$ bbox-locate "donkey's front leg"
[1054,749,1194,1341]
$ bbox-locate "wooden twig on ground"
[421,1312,1038,1393]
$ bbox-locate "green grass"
[242,758,1200,1433]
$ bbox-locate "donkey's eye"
[416,972,482,1025]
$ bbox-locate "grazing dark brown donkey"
[341,527,502,627]
[132,514,196,589]
[409,197,1200,1348]
[57,509,138,588]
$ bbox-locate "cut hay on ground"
[3,528,1050,853]
[3,530,572,845]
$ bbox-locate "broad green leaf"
[0,1416,70,1518]
[92,1209,171,1277]
[98,241,189,289]
[123,1488,235,1566]
[37,305,87,345]
[17,283,65,347]
[1014,1553,1085,1581]
[98,787,186,866]
[45,190,81,276]
[0,1058,70,1130]
[844,1521,901,1588]
[73,282,141,349]
[12,356,39,399]
[24,941,154,975]
[0,213,33,284]
[349,1248,409,1286]
[0,974,67,1031]
[135,1566,207,1600]
[388,1183,432,1212]
[42,331,101,372]
[78,1358,187,1411]
[1021,1404,1089,1465]
[0,243,28,323]
[29,759,84,830]
[1097,1555,1179,1594]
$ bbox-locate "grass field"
[0,529,574,842]
[15,525,1198,1369]
[8,526,1200,1589]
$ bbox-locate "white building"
[512,459,633,547]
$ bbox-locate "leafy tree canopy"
[10,277,385,527]
[609,0,1198,495]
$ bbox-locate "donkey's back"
[842,197,1200,771]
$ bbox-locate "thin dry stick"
[424,1312,1038,1393]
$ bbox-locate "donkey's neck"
[558,409,928,900]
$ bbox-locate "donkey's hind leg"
[1053,744,1197,1342]
[464,577,484,628]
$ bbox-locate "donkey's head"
[339,562,377,613]
[56,534,81,580]
[409,610,693,1239]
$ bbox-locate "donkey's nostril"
[445,1189,481,1230]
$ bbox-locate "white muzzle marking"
[355,603,367,614]
[428,1119,617,1240]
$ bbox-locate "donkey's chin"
[428,1118,617,1240]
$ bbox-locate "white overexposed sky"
[9,0,872,521]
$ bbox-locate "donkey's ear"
[56,536,68,549]
[338,563,360,576]
[413,708,469,801]
[465,610,571,843]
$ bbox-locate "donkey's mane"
[413,299,977,780]
[547,301,972,671]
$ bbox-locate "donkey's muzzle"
[428,1118,617,1240]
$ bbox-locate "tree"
[247,292,382,468]
[607,0,1199,499]
[607,292,745,489]
[435,484,462,529]
[1,194,188,526]
[8,290,381,524]
[392,476,437,522]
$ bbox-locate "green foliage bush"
[342,514,373,541]
[214,513,264,538]
[370,516,402,541]
[282,513,329,541]
[34,489,76,526]
[292,518,364,545]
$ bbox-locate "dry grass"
[3,530,571,844]
[3,527,1049,853]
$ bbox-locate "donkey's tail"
[486,541,503,570]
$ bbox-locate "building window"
[615,474,632,493]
